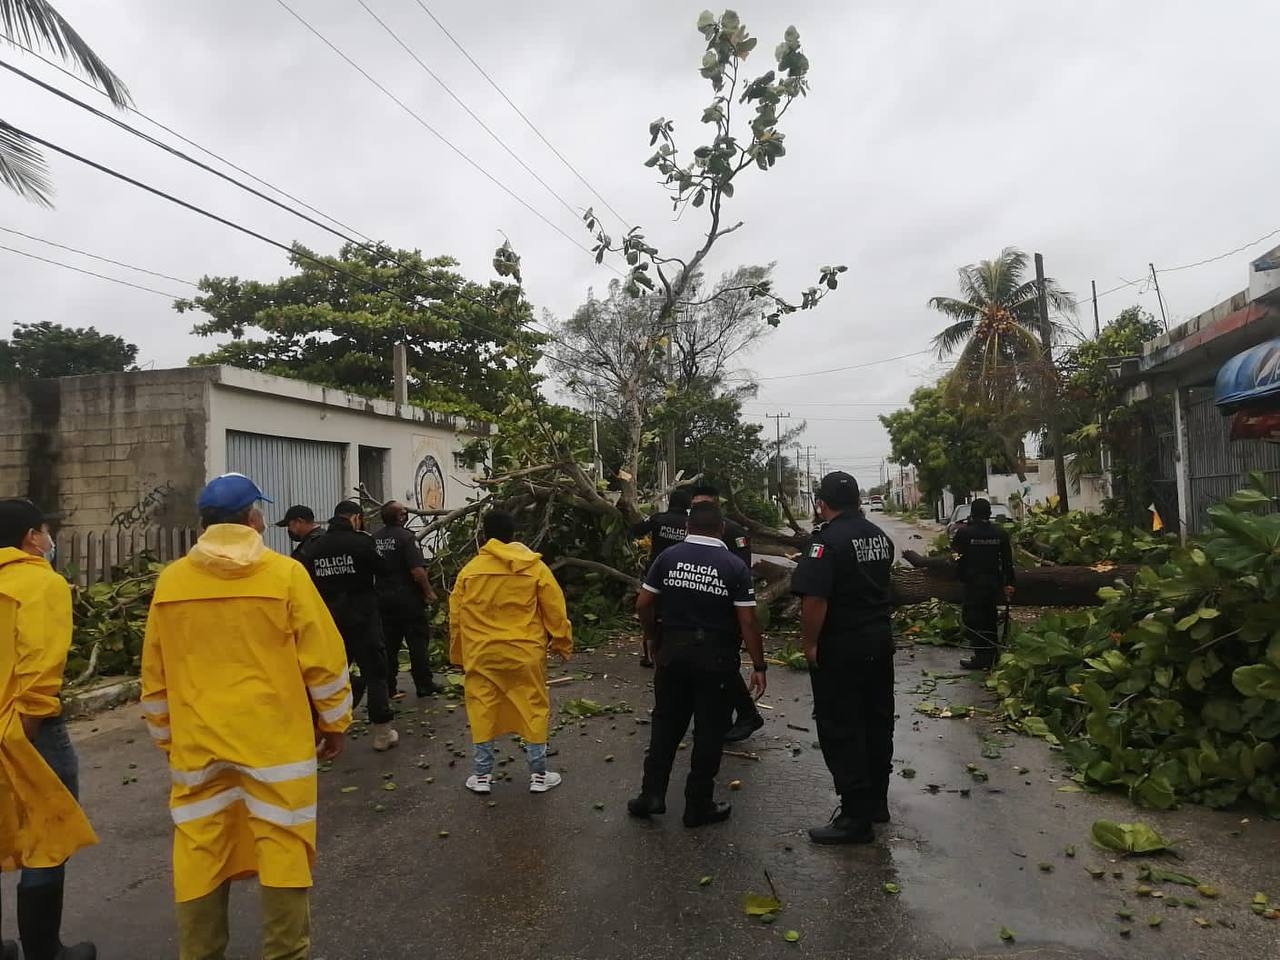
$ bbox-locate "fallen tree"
[751,553,1140,608]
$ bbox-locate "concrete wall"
[0,370,211,533]
[984,458,1108,516]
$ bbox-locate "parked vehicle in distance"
[868,495,885,512]
[946,501,1012,540]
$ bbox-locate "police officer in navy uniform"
[303,500,398,750]
[628,502,767,828]
[275,504,324,561]
[630,488,694,667]
[791,472,896,845]
[686,484,766,743]
[953,498,1016,670]
[375,500,442,698]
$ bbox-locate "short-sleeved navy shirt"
[791,510,895,661]
[642,535,756,638]
[374,524,427,599]
[633,510,691,567]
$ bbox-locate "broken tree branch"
[548,556,642,589]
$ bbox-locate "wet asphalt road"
[12,515,1280,959]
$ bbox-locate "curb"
[64,678,140,718]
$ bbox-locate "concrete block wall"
[0,370,213,534]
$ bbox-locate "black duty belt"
[660,628,737,645]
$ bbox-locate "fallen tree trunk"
[753,558,1140,608]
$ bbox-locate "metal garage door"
[226,431,346,554]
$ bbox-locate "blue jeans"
[474,740,547,776]
[20,716,79,888]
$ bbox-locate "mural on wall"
[410,434,449,514]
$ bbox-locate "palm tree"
[1,0,131,206]
[928,247,1076,485]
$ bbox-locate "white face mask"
[41,531,56,565]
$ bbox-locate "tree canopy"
[178,242,535,420]
[0,321,138,380]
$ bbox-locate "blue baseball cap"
[197,473,273,513]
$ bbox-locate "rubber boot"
[371,722,399,752]
[18,880,97,960]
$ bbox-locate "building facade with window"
[0,366,490,553]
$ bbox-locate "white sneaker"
[372,724,399,752]
[530,771,562,793]
[466,774,493,794]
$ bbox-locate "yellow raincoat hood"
[187,524,269,577]
[0,547,99,870]
[449,539,573,743]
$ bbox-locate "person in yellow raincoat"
[449,510,572,795]
[0,498,98,960]
[141,474,352,960]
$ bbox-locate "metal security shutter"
[226,431,346,553]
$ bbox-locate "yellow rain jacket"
[141,524,351,903]
[449,539,572,743]
[0,548,98,870]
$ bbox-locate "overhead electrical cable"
[0,224,198,287]
[0,242,187,299]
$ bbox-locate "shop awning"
[1215,337,1280,411]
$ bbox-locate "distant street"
[42,633,1280,959]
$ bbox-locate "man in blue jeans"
[0,498,98,959]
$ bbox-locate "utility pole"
[1091,280,1100,338]
[1149,263,1169,332]
[1035,253,1071,514]
[765,413,790,500]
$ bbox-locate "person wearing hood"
[303,501,398,751]
[141,474,352,960]
[0,498,98,960]
[449,511,572,795]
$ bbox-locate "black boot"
[18,880,96,960]
[724,712,765,743]
[682,801,732,828]
[870,776,891,824]
[2,941,18,960]
[809,805,874,845]
[626,794,667,818]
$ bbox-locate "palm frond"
[0,121,52,206]
[932,318,975,357]
[0,0,130,107]
[926,296,981,321]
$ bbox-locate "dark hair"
[689,483,720,501]
[483,510,517,544]
[380,502,405,525]
[333,500,363,519]
[687,502,724,535]
[200,505,254,529]
[970,498,992,520]
[667,488,693,514]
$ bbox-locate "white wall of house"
[984,458,1108,516]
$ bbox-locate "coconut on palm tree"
[1,0,131,206]
[928,246,1076,485]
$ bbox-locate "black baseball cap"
[0,498,55,546]
[274,505,315,527]
[816,471,860,508]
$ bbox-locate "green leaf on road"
[1196,884,1220,899]
[699,876,713,887]
[783,931,800,943]
[1091,820,1170,855]
[883,882,900,895]
[340,786,359,794]
[744,893,782,917]
[998,927,1016,942]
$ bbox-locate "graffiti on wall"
[414,455,446,512]
[111,482,173,529]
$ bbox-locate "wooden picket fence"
[59,526,199,586]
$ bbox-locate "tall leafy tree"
[178,242,536,420]
[0,320,137,379]
[1,0,131,205]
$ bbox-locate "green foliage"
[0,321,138,381]
[894,599,964,646]
[1013,506,1175,565]
[179,242,535,420]
[992,473,1280,816]
[881,385,1009,503]
[63,563,160,684]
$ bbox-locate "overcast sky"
[2,0,1277,490]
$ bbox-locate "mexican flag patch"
[735,536,749,549]
[808,543,825,559]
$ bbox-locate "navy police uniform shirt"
[953,519,1016,595]
[632,510,691,567]
[721,519,752,567]
[374,523,428,600]
[791,510,895,661]
[642,534,756,641]
[305,517,380,606]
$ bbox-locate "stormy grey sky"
[2,0,1277,490]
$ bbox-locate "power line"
[0,242,186,299]
[742,349,934,383]
[1,121,617,385]
[356,0,584,224]
[0,34,371,241]
[269,0,610,268]
[0,225,198,287]
[409,0,630,230]
[0,56,605,371]
[1159,226,1280,274]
